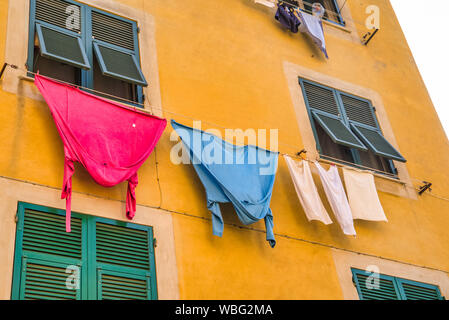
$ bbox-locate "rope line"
[4,63,449,201]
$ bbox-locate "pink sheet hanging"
[34,74,167,232]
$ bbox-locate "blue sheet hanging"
[171,120,279,247]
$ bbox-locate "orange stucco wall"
[0,0,448,299]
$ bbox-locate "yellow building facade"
[0,0,448,300]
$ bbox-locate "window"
[352,268,445,300]
[299,78,406,175]
[27,0,147,104]
[11,202,157,300]
[301,0,345,25]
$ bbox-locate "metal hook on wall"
[418,181,432,195]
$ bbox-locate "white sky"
[390,0,449,138]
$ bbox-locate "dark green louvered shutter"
[339,93,406,162]
[34,0,90,69]
[352,268,444,300]
[19,259,81,300]
[12,204,85,300]
[397,278,444,300]
[312,112,367,150]
[35,23,90,69]
[352,269,401,300]
[301,81,340,116]
[92,11,134,51]
[91,11,147,86]
[98,270,151,300]
[300,79,367,151]
[94,219,157,300]
[12,203,157,300]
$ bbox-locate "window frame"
[299,77,399,175]
[11,201,158,300]
[27,0,145,106]
[300,0,345,27]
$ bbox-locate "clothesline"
[3,64,445,193]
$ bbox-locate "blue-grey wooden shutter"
[300,80,367,151]
[91,11,147,86]
[94,219,157,300]
[12,203,85,300]
[34,0,91,69]
[36,0,81,32]
[339,93,406,162]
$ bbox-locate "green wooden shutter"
[36,23,91,69]
[36,0,81,32]
[352,268,402,300]
[300,79,367,151]
[12,203,158,300]
[94,218,157,300]
[350,124,406,162]
[339,92,406,162]
[93,42,147,86]
[340,94,378,128]
[397,278,444,300]
[98,269,151,300]
[34,0,90,70]
[12,203,85,300]
[352,268,444,300]
[91,11,134,51]
[91,10,147,87]
[312,112,368,151]
[301,80,340,116]
[19,258,81,300]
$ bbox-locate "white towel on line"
[343,168,388,222]
[284,155,333,225]
[315,162,356,236]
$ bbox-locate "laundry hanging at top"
[274,2,329,58]
[34,74,167,232]
[171,120,279,247]
[296,4,329,58]
[275,2,301,33]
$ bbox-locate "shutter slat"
[96,236,150,253]
[94,240,149,255]
[25,218,81,232]
[96,225,147,239]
